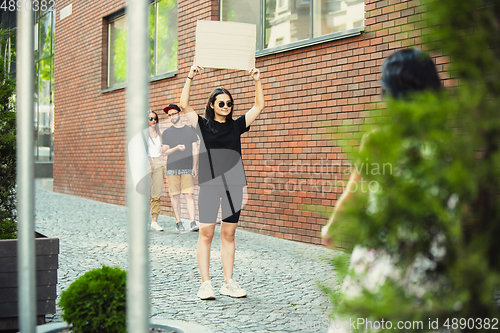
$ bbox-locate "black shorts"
[198,185,244,224]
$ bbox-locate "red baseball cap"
[163,104,181,114]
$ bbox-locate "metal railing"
[126,0,151,332]
[16,1,151,331]
[17,4,36,333]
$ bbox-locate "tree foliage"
[324,0,500,330]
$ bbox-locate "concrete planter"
[0,232,59,332]
[36,319,213,333]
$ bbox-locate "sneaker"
[175,221,187,233]
[197,280,215,300]
[190,221,199,232]
[219,279,247,298]
[151,222,163,231]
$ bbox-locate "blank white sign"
[195,20,256,71]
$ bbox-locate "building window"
[0,10,16,79]
[1,10,54,162]
[107,0,178,88]
[108,14,127,87]
[220,0,364,53]
[149,0,178,76]
[35,9,55,162]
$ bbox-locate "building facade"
[52,0,449,248]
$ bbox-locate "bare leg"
[170,194,181,222]
[197,223,216,282]
[184,193,196,222]
[220,222,237,284]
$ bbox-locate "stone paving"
[35,184,342,333]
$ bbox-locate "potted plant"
[0,231,59,332]
[0,29,59,332]
[37,265,212,333]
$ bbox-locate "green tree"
[323,0,500,330]
[0,29,17,240]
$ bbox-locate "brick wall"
[54,0,128,204]
[53,0,449,248]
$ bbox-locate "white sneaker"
[219,279,247,298]
[190,221,199,232]
[151,222,163,231]
[197,280,215,300]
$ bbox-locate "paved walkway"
[35,184,341,333]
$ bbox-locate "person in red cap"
[179,62,264,300]
[162,104,200,233]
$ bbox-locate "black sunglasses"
[218,101,233,108]
[167,111,180,118]
[148,116,158,121]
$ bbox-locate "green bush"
[59,266,127,333]
[0,219,16,240]
[323,0,500,330]
[0,29,16,240]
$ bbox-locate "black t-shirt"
[197,114,250,185]
[162,125,198,171]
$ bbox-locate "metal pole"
[16,3,36,333]
[126,0,150,332]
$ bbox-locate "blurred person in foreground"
[322,48,441,248]
[321,49,442,322]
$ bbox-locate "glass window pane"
[50,56,54,161]
[39,12,52,60]
[4,35,15,77]
[34,61,39,105]
[33,72,38,158]
[109,16,127,86]
[38,58,52,161]
[265,0,310,48]
[1,11,9,30]
[313,0,364,37]
[220,0,261,49]
[51,13,55,55]
[149,3,156,76]
[156,0,177,74]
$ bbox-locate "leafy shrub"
[323,0,500,329]
[0,218,16,240]
[0,30,17,240]
[59,265,127,333]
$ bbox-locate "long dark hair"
[380,48,441,99]
[204,87,234,132]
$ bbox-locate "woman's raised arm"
[179,63,204,128]
[244,68,264,127]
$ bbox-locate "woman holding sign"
[179,63,264,300]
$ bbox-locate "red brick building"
[53,0,449,247]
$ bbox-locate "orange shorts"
[167,174,194,196]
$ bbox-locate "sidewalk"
[35,184,340,333]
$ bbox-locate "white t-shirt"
[147,135,162,157]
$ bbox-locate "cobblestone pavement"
[35,185,341,333]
